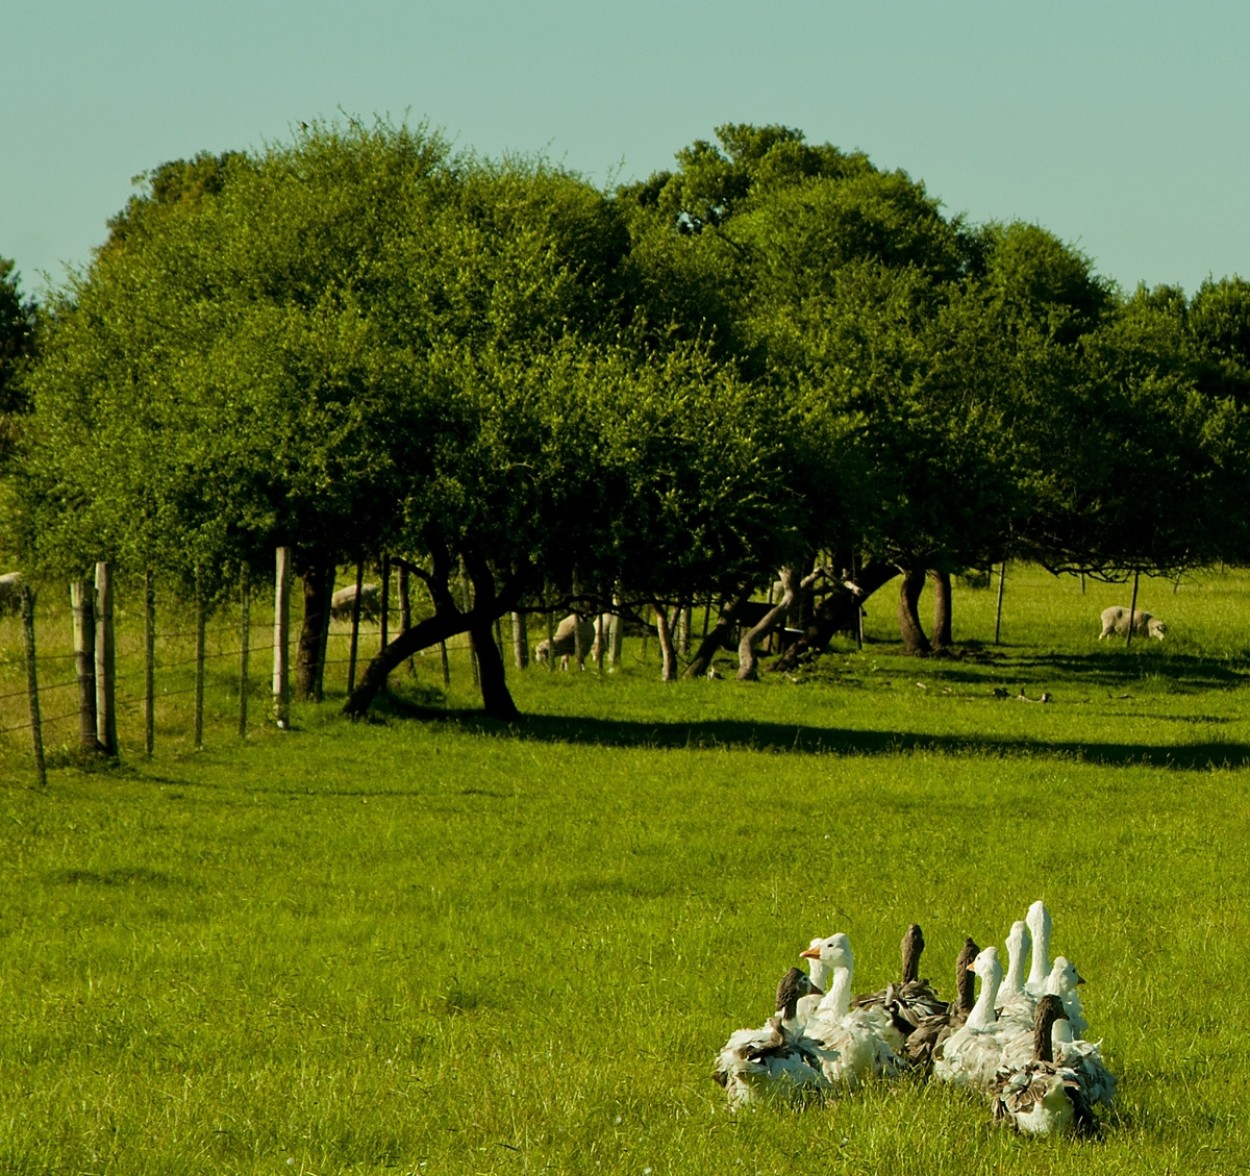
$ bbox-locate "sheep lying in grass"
[1098,606,1166,641]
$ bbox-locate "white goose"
[713,966,836,1108]
[1043,956,1088,1038]
[713,1015,835,1109]
[932,946,1031,1092]
[1051,1013,1117,1109]
[1024,900,1053,999]
[995,920,1033,1025]
[800,933,900,1087]
[992,995,1098,1136]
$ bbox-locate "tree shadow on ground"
[373,695,1250,771]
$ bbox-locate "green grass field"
[2,565,1249,1174]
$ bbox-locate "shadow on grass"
[373,694,1250,771]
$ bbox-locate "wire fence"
[0,560,487,787]
[1,554,666,787]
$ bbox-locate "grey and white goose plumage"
[991,994,1099,1137]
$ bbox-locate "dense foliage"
[10,119,1250,714]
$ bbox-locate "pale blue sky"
[6,1,1249,299]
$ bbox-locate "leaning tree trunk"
[898,565,932,656]
[738,570,795,681]
[683,582,752,678]
[296,556,336,701]
[769,560,900,673]
[343,546,528,720]
[470,614,520,721]
[737,566,825,681]
[929,569,953,652]
[654,603,679,681]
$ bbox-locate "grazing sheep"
[331,582,382,623]
[534,614,596,670]
[0,571,24,616]
[1098,605,1166,641]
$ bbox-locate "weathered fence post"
[238,562,251,738]
[460,557,478,687]
[399,562,416,677]
[70,579,99,753]
[314,562,333,704]
[611,590,624,668]
[512,610,529,670]
[94,561,117,756]
[144,571,155,756]
[194,566,206,748]
[346,559,364,694]
[1126,570,1141,651]
[20,585,46,787]
[380,554,391,654]
[994,562,1007,646]
[273,546,291,728]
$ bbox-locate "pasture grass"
[2,564,1250,1173]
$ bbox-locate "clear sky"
[6,0,1249,299]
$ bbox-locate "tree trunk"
[930,568,953,652]
[769,561,899,673]
[344,549,527,720]
[898,565,932,656]
[344,610,471,716]
[471,615,520,720]
[296,556,335,701]
[738,572,792,681]
[654,603,679,681]
[683,582,752,678]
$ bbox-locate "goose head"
[1025,901,1052,989]
[965,946,1003,1028]
[1031,994,1069,1064]
[1044,956,1084,997]
[800,933,853,973]
[801,933,855,1015]
[1001,920,1032,998]
[955,936,980,1015]
[775,966,818,1022]
[901,923,925,985]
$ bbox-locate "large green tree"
[0,257,37,470]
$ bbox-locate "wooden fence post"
[144,571,155,756]
[346,559,364,694]
[512,610,529,670]
[20,585,46,787]
[70,579,99,753]
[194,567,206,748]
[273,546,291,729]
[239,562,251,738]
[380,554,391,654]
[94,561,117,756]
[994,562,1007,646]
[1126,570,1141,651]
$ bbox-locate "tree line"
[3,119,1249,719]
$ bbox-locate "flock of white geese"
[714,901,1115,1137]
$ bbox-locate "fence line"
[2,552,579,785]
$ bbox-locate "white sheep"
[534,614,596,670]
[1099,605,1166,641]
[331,582,381,623]
[0,571,24,617]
